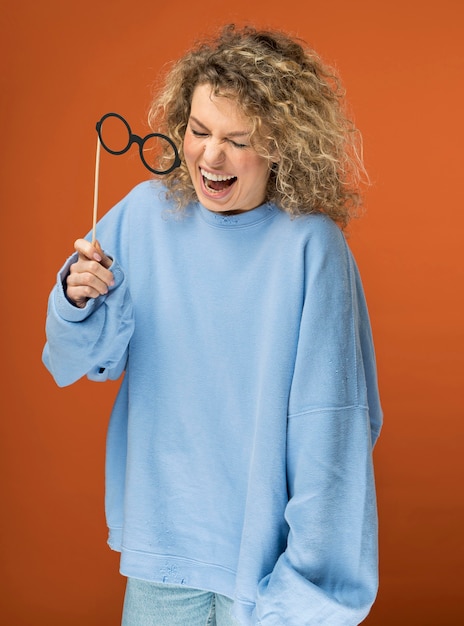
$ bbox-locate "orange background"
[1,1,463,624]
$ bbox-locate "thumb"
[93,240,113,269]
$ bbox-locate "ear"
[268,149,280,170]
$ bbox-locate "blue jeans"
[122,578,242,626]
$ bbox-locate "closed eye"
[190,126,249,149]
[229,139,248,149]
[191,128,208,138]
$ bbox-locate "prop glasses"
[91,112,181,242]
[96,112,181,175]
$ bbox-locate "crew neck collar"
[197,202,278,228]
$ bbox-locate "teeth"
[201,168,236,182]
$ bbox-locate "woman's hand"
[66,239,114,308]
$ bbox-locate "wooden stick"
[91,134,101,245]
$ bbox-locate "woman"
[43,24,382,626]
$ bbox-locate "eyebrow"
[189,116,250,138]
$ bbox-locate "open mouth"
[201,168,237,194]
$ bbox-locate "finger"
[74,239,113,276]
[66,261,113,295]
[74,238,101,262]
[73,238,112,269]
[67,239,115,307]
[93,240,113,269]
[69,258,114,290]
[66,268,113,309]
[65,271,102,307]
[66,284,101,308]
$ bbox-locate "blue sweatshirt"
[43,180,382,625]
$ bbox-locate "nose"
[203,139,225,166]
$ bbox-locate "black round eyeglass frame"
[96,112,181,175]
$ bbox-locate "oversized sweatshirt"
[43,180,382,626]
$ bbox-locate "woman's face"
[183,84,271,214]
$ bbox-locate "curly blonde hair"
[148,24,367,226]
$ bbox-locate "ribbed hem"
[108,528,258,624]
[118,546,237,600]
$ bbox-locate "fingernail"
[93,253,102,262]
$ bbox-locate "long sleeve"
[253,406,378,625]
[252,219,382,625]
[42,253,135,387]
